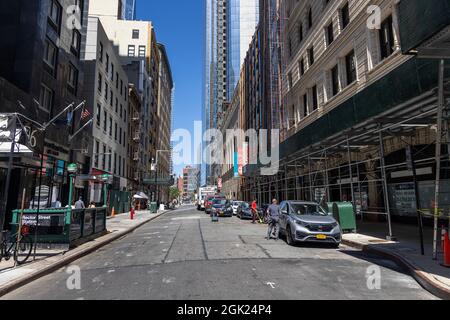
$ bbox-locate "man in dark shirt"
[266,199,280,240]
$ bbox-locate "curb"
[0,212,166,298]
[342,239,450,300]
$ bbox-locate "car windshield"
[213,199,226,205]
[241,203,250,209]
[290,204,328,216]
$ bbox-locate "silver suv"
[279,201,341,247]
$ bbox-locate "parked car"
[205,195,226,214]
[278,201,341,247]
[211,199,233,217]
[236,202,253,220]
[231,201,243,215]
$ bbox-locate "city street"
[2,206,437,300]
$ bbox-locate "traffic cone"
[443,228,450,268]
[111,207,116,218]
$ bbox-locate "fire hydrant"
[130,207,135,220]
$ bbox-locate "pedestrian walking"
[251,199,258,224]
[75,196,85,209]
[266,199,280,240]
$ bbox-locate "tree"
[169,187,180,201]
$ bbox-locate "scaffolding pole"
[433,59,445,260]
[379,127,395,240]
[347,137,355,208]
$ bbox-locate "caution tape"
[418,209,450,220]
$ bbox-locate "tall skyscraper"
[203,0,259,185]
[123,0,137,20]
[227,0,259,100]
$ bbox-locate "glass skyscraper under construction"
[202,0,259,185]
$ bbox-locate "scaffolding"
[243,71,450,251]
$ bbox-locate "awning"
[133,192,149,200]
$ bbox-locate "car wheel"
[286,226,295,246]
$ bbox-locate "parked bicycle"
[0,225,34,265]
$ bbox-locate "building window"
[115,99,119,113]
[308,47,314,66]
[99,42,104,62]
[39,84,53,112]
[106,54,109,72]
[303,94,308,117]
[115,122,118,140]
[108,149,112,172]
[114,153,117,175]
[110,90,113,107]
[105,82,108,100]
[109,117,113,136]
[102,145,106,169]
[132,29,140,39]
[43,38,58,75]
[379,15,395,61]
[288,72,293,90]
[103,110,107,131]
[138,46,146,57]
[312,85,318,111]
[116,73,119,89]
[340,3,350,30]
[331,64,340,96]
[345,50,357,85]
[48,0,62,32]
[96,104,101,126]
[298,22,303,43]
[299,58,305,77]
[111,63,114,80]
[128,45,136,57]
[67,63,78,94]
[97,73,102,93]
[307,8,313,29]
[94,140,99,168]
[71,29,81,56]
[119,127,122,144]
[326,22,334,46]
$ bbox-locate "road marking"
[171,216,203,221]
[267,282,276,289]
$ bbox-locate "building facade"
[183,166,200,201]
[89,3,161,200]
[127,84,142,193]
[83,17,130,204]
[0,0,90,227]
[239,0,450,231]
[155,44,174,204]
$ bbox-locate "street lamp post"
[101,174,111,208]
[67,163,78,209]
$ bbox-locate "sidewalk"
[0,209,167,297]
[342,221,450,299]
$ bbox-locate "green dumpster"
[332,202,357,233]
[150,202,158,213]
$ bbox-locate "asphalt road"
[2,206,437,300]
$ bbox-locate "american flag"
[80,107,91,121]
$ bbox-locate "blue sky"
[137,1,204,176]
